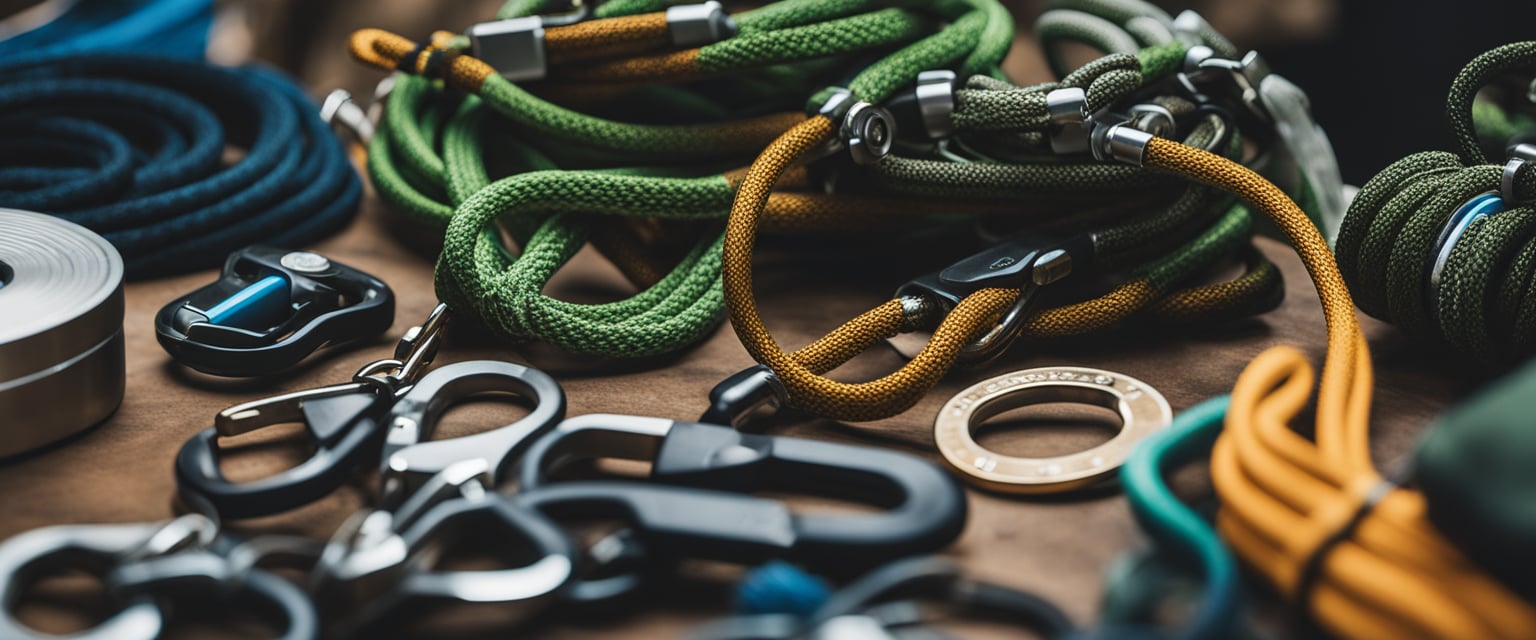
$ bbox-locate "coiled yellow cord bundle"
[1144,137,1536,639]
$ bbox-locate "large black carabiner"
[518,416,966,573]
[155,246,393,376]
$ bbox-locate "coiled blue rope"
[0,53,362,278]
[0,0,212,59]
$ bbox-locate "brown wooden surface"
[1,196,1471,638]
[0,1,1478,638]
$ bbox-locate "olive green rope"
[1338,42,1536,363]
[699,9,934,75]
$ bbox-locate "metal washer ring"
[933,366,1171,494]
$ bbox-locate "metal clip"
[894,234,1093,364]
[468,16,547,82]
[365,74,398,127]
[321,89,374,145]
[362,302,449,388]
[514,415,967,603]
[179,380,397,520]
[1181,46,1273,123]
[667,1,736,47]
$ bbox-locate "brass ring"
[933,366,1170,494]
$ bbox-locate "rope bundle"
[1338,42,1536,364]
[0,53,361,278]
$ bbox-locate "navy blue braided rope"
[0,0,212,59]
[0,53,361,278]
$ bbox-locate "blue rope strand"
[0,53,362,278]
[0,0,212,59]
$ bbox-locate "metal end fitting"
[469,17,547,82]
[1170,10,1213,47]
[1183,47,1273,122]
[667,1,737,47]
[321,89,374,144]
[1128,104,1176,138]
[1091,123,1154,166]
[1502,143,1536,203]
[1046,87,1090,155]
[817,88,894,165]
[915,70,957,139]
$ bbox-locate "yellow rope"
[1144,136,1536,639]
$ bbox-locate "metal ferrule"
[1046,87,1091,154]
[915,69,957,139]
[468,16,547,82]
[1502,143,1536,203]
[1092,123,1154,166]
[667,1,737,47]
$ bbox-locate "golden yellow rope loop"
[349,29,494,90]
[722,116,1017,421]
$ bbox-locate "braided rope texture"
[0,52,360,277]
[1135,139,1531,640]
[723,116,1020,421]
[1337,41,1536,363]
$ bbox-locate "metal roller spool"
[0,209,125,457]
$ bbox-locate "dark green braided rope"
[1338,42,1536,363]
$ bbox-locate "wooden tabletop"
[0,1,1479,636]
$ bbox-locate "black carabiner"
[175,379,398,520]
[155,246,393,376]
[522,416,967,560]
[513,479,958,568]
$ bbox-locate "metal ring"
[1428,191,1504,304]
[933,366,1171,494]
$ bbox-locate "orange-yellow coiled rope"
[1143,136,1536,639]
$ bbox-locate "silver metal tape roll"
[0,208,124,457]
